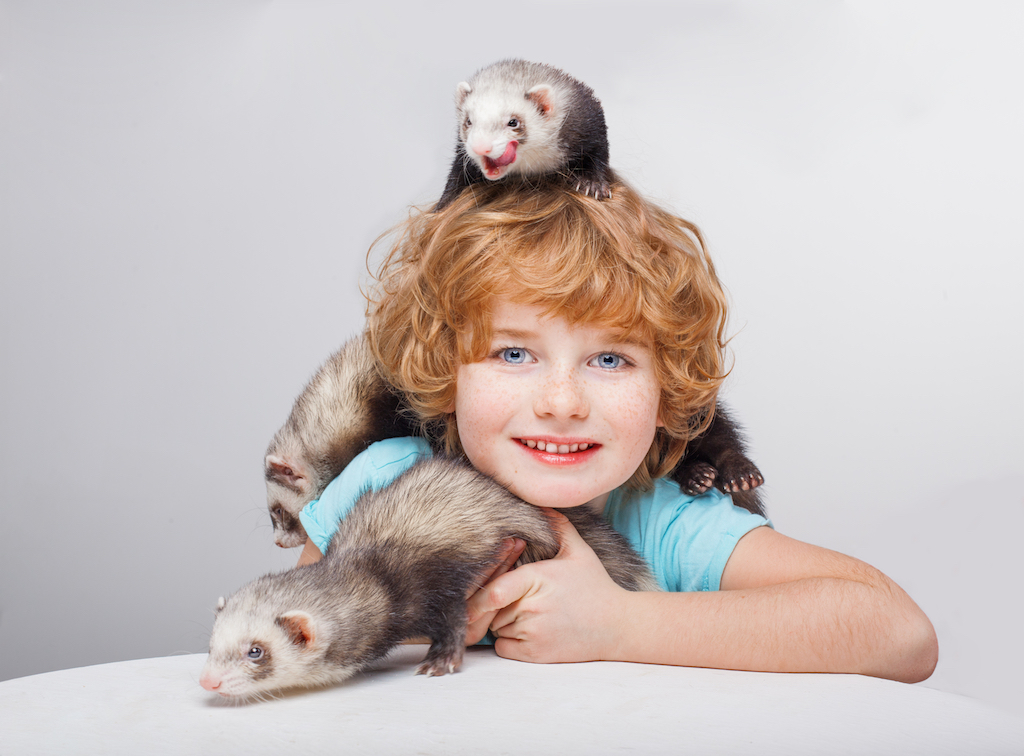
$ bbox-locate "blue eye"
[247,646,264,660]
[592,353,622,369]
[501,347,527,364]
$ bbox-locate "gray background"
[2,0,1022,718]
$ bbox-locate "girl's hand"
[464,537,527,645]
[465,510,632,663]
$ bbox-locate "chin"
[505,483,602,511]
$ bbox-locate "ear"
[216,596,226,612]
[456,81,472,107]
[265,454,310,494]
[277,611,316,649]
[525,84,554,116]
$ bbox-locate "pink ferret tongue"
[483,141,518,175]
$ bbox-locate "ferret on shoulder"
[264,336,418,548]
[436,59,613,210]
[204,457,659,701]
[265,335,765,549]
[674,405,765,517]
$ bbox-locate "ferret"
[436,59,613,210]
[675,405,766,516]
[264,336,418,548]
[266,335,765,548]
[205,456,659,700]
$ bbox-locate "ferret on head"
[436,59,614,210]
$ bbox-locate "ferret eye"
[508,118,519,128]
[271,506,283,520]
[464,117,472,128]
[247,646,264,660]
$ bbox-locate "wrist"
[601,586,644,662]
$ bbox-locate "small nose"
[471,140,493,156]
[535,365,589,419]
[200,673,221,692]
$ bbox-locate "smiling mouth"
[517,439,595,454]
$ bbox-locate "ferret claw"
[415,651,463,677]
[574,178,611,201]
[677,461,717,495]
[721,471,764,493]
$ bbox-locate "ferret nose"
[200,673,221,692]
[471,141,493,156]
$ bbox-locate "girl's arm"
[467,514,938,683]
[296,538,323,566]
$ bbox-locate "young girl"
[297,179,938,683]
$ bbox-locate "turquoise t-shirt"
[300,436,770,592]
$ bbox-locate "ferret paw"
[676,461,717,495]
[716,465,765,493]
[574,178,612,201]
[415,650,463,677]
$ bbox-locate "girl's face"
[453,299,663,512]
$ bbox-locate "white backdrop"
[2,1,1022,718]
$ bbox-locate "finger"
[489,601,523,637]
[465,605,500,647]
[466,561,539,626]
[465,538,525,599]
[487,537,526,585]
[542,508,587,556]
[464,540,529,645]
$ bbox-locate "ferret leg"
[569,160,613,201]
[415,602,468,677]
[672,401,765,509]
[415,632,466,677]
[712,448,766,494]
[675,460,718,495]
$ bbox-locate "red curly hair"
[366,178,730,490]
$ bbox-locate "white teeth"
[520,440,593,453]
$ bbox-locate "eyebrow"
[490,326,649,349]
[490,327,538,342]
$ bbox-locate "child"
[297,179,938,683]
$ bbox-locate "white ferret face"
[200,593,345,701]
[457,80,563,181]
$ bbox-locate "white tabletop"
[3,646,1023,755]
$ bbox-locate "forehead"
[486,298,650,347]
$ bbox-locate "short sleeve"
[602,478,771,592]
[299,437,432,554]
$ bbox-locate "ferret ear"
[277,611,316,649]
[216,596,226,612]
[265,454,310,494]
[456,81,472,107]
[526,84,555,116]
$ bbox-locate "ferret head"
[265,454,312,548]
[200,580,353,701]
[456,75,563,181]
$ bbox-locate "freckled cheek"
[613,384,662,448]
[454,369,518,456]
